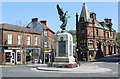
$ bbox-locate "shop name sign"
[88,48,98,51]
[8,47,20,49]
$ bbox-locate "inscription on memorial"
[58,41,66,56]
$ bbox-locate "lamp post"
[76,13,81,63]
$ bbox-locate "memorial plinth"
[52,32,77,68]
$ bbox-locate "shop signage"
[8,47,20,49]
[25,47,40,49]
[88,49,94,51]
[81,49,86,51]
[88,48,98,51]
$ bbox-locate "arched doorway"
[112,43,116,54]
[95,41,104,59]
[106,42,110,55]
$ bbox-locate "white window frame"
[88,40,94,47]
[8,33,12,44]
[27,35,30,45]
[44,31,47,36]
[16,50,23,64]
[18,34,22,45]
[35,36,38,45]
[44,40,47,47]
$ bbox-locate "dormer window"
[81,17,85,22]
[90,14,93,18]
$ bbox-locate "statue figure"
[57,4,70,31]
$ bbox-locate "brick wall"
[3,30,41,47]
[0,29,2,45]
[44,29,55,49]
[0,29,2,64]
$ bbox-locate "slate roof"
[38,21,55,34]
[26,19,55,34]
[80,3,92,23]
[0,24,41,34]
[80,3,103,29]
[80,3,115,31]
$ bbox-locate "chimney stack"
[104,18,112,30]
[32,18,38,22]
[40,20,47,26]
[90,12,96,21]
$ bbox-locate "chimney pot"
[40,20,47,26]
[32,18,38,22]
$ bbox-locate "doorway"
[4,50,13,64]
[12,52,15,64]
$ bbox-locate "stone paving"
[36,64,112,73]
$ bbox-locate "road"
[1,54,120,78]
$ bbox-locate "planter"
[68,63,77,68]
[47,62,52,67]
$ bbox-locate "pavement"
[35,63,112,73]
[33,54,120,73]
[91,53,120,62]
[1,54,119,77]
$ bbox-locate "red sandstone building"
[76,3,117,61]
[0,24,41,65]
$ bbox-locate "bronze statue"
[57,4,70,31]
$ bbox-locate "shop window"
[8,33,12,44]
[5,52,11,63]
[26,50,32,62]
[88,40,94,47]
[27,35,30,45]
[33,49,39,59]
[35,36,38,45]
[18,34,22,45]
[17,52,21,62]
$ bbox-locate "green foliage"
[116,33,120,45]
[72,34,76,43]
[116,33,120,39]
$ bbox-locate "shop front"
[44,49,52,64]
[4,47,23,65]
[25,47,40,64]
[0,47,2,64]
[112,43,116,54]
[81,49,87,61]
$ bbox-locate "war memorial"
[51,4,77,68]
